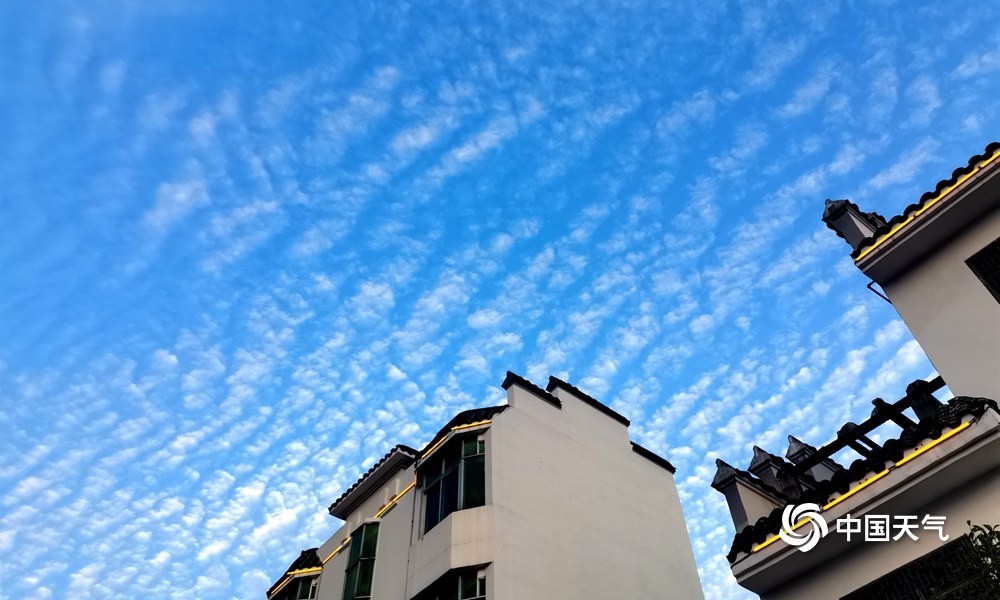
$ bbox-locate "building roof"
[266,548,321,597]
[719,386,999,563]
[326,403,509,518]
[417,404,510,455]
[327,444,418,518]
[848,140,1000,259]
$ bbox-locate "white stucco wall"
[882,207,1000,399]
[488,384,704,600]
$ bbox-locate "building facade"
[268,372,704,600]
[712,141,1000,599]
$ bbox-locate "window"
[458,572,487,600]
[274,576,318,600]
[967,236,1000,303]
[412,568,487,600]
[343,522,379,600]
[293,578,318,600]
[421,437,486,533]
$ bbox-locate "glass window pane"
[344,565,359,600]
[462,438,478,457]
[347,535,362,564]
[356,560,375,597]
[478,440,485,454]
[441,467,459,519]
[361,523,379,558]
[444,444,460,469]
[462,454,485,509]
[459,572,478,599]
[425,482,441,531]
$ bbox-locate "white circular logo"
[779,503,828,553]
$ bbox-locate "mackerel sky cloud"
[2,2,999,599]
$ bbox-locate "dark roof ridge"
[849,141,1000,258]
[328,444,417,515]
[545,375,631,427]
[418,405,509,455]
[501,370,562,409]
[630,441,676,473]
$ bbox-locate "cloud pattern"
[2,2,999,598]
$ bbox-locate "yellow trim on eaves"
[421,420,492,458]
[321,537,351,564]
[855,150,1000,262]
[268,567,323,598]
[821,469,890,511]
[893,421,970,468]
[320,479,419,564]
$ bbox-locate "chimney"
[712,459,784,532]
[786,435,843,482]
[822,199,887,252]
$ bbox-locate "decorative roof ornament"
[822,199,888,252]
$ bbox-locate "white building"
[712,141,1000,599]
[268,372,704,600]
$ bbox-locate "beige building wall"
[881,207,1000,400]
[489,384,704,600]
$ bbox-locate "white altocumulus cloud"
[4,2,998,600]
[143,165,210,231]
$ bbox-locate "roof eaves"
[417,405,509,456]
[851,141,1000,260]
[267,548,321,597]
[328,445,417,517]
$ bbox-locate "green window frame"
[422,437,486,533]
[343,522,379,600]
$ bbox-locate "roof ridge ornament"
[822,198,888,252]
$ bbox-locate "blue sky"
[2,1,999,598]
